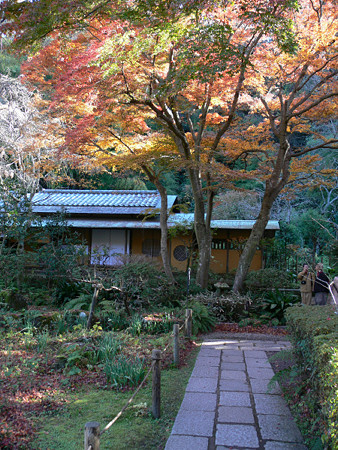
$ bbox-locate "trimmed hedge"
[285,305,338,448]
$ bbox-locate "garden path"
[165,337,307,450]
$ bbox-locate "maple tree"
[231,0,338,291]
[1,0,301,288]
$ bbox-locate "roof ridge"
[38,189,159,194]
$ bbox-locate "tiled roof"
[169,214,280,230]
[32,190,176,215]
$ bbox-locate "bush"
[108,260,185,309]
[0,289,27,310]
[187,300,216,334]
[52,281,86,307]
[244,268,296,291]
[126,312,177,336]
[98,311,129,331]
[285,305,338,448]
[255,289,299,325]
[190,291,248,322]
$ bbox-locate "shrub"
[187,300,216,334]
[107,259,185,309]
[141,312,180,334]
[190,291,248,322]
[0,289,27,310]
[244,268,296,291]
[52,281,85,307]
[255,289,299,325]
[285,305,338,448]
[98,311,129,331]
[126,312,176,335]
[56,343,90,375]
[63,293,92,311]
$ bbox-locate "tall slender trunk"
[87,286,99,330]
[157,183,175,283]
[233,191,277,292]
[188,167,212,288]
[142,166,175,283]
[233,139,291,292]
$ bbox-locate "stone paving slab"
[198,347,222,356]
[220,369,247,380]
[191,365,219,378]
[219,391,251,407]
[244,350,268,358]
[250,378,282,395]
[216,424,259,447]
[258,414,304,442]
[218,406,255,424]
[247,366,275,379]
[220,349,244,356]
[254,393,292,416]
[264,442,308,450]
[171,410,215,436]
[179,392,217,411]
[219,379,250,392]
[165,435,209,450]
[260,345,292,351]
[186,376,218,393]
[237,344,258,350]
[220,362,246,370]
[193,356,221,367]
[245,358,272,368]
[221,354,244,363]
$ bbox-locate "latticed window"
[142,238,160,257]
[211,239,227,250]
[173,245,188,261]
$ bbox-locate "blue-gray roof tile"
[32,190,177,215]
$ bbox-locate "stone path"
[165,338,307,450]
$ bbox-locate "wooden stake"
[84,421,100,450]
[152,349,161,419]
[173,324,179,366]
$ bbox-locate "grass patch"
[34,346,199,449]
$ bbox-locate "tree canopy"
[0,0,337,288]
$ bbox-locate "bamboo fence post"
[84,421,100,450]
[185,308,192,338]
[173,324,179,366]
[152,349,161,419]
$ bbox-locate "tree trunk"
[188,167,212,289]
[233,187,281,293]
[87,286,99,330]
[157,183,175,283]
[142,166,175,283]
[233,116,293,292]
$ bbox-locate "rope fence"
[84,308,193,449]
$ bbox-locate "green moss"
[34,347,199,449]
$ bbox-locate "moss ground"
[34,347,199,450]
